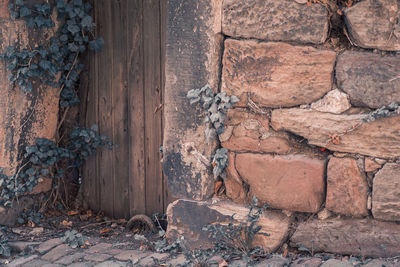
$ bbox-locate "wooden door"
[80,0,167,218]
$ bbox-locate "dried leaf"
[337,9,343,15]
[61,220,73,227]
[67,210,79,216]
[219,259,228,267]
[99,228,112,234]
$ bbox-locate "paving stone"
[84,253,112,262]
[139,253,169,266]
[290,257,323,267]
[94,261,128,267]
[21,259,52,267]
[165,254,187,266]
[114,250,150,264]
[87,243,113,254]
[9,241,40,252]
[69,262,95,267]
[320,259,353,267]
[7,255,38,267]
[37,238,63,253]
[55,252,86,265]
[256,255,289,267]
[43,264,62,267]
[362,259,397,267]
[41,244,74,261]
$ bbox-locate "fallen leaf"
[283,247,289,258]
[99,228,112,234]
[319,148,326,152]
[337,9,343,15]
[61,220,73,227]
[27,221,35,228]
[219,259,228,267]
[86,210,93,216]
[80,214,89,221]
[67,210,79,216]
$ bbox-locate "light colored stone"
[372,163,400,221]
[365,158,382,172]
[94,261,128,267]
[8,241,40,252]
[318,209,333,220]
[41,244,73,261]
[221,39,336,108]
[336,51,400,108]
[362,259,397,267]
[36,238,63,254]
[114,250,150,264]
[21,259,54,267]
[326,157,369,217]
[291,218,400,257]
[221,109,291,154]
[310,89,351,114]
[55,253,85,265]
[236,153,325,212]
[256,255,289,267]
[344,0,400,51]
[165,254,186,266]
[271,108,400,158]
[139,253,169,266]
[7,255,38,267]
[84,253,112,262]
[321,259,353,267]
[87,243,112,254]
[222,0,329,44]
[166,199,291,252]
[291,257,323,267]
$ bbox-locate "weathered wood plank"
[111,0,129,218]
[128,0,146,216]
[143,0,163,216]
[97,0,114,217]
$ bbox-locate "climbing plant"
[0,0,109,208]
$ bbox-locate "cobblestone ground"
[2,235,400,267]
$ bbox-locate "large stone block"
[220,109,291,154]
[224,152,247,203]
[166,199,290,252]
[222,0,329,44]
[163,0,223,200]
[271,108,400,159]
[235,153,325,212]
[291,218,400,257]
[326,157,368,217]
[336,51,400,108]
[344,0,400,51]
[372,163,400,221]
[221,40,336,108]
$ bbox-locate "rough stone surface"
[54,253,85,265]
[291,218,400,257]
[220,109,291,154]
[336,51,400,108]
[9,241,41,252]
[344,0,400,51]
[0,197,34,225]
[41,244,73,261]
[224,153,247,203]
[84,253,112,262]
[114,250,150,264]
[0,0,9,18]
[362,259,397,267]
[36,238,63,254]
[235,153,325,212]
[310,89,351,114]
[271,108,400,158]
[256,255,290,267]
[221,39,336,108]
[326,157,369,217]
[222,0,329,44]
[163,0,223,200]
[321,259,353,267]
[365,157,382,172]
[291,257,323,267]
[372,163,400,221]
[8,255,38,267]
[166,199,290,252]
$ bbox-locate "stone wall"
[0,2,59,225]
[165,0,400,258]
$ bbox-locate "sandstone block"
[372,163,400,221]
[310,89,351,114]
[221,40,336,108]
[271,108,400,158]
[291,218,400,257]
[365,158,382,172]
[222,0,329,44]
[0,0,9,18]
[344,0,400,51]
[166,199,290,252]
[225,153,247,203]
[235,153,325,212]
[326,157,368,217]
[220,109,291,154]
[336,51,400,108]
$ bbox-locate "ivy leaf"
[67,24,80,34]
[15,0,24,6]
[81,15,93,28]
[89,38,104,51]
[19,6,31,17]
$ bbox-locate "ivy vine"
[0,0,110,208]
